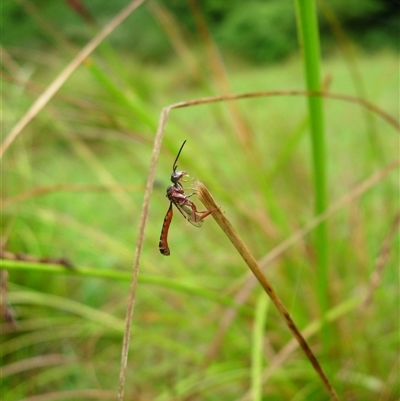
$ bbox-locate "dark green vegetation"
[2,0,399,62]
[2,1,399,400]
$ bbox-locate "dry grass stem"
[169,90,399,131]
[2,354,71,377]
[1,0,145,158]
[0,269,18,328]
[362,210,400,308]
[195,180,340,401]
[259,159,400,270]
[117,107,169,400]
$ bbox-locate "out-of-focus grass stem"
[295,0,330,349]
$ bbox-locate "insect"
[159,140,213,256]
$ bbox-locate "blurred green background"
[1,1,399,400]
[2,0,399,62]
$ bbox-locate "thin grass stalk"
[195,181,339,401]
[362,210,400,308]
[295,0,330,347]
[258,160,400,270]
[251,294,269,401]
[166,90,399,131]
[85,60,156,130]
[117,107,170,401]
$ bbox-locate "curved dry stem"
[195,180,339,401]
[2,354,72,377]
[168,90,399,132]
[120,88,397,399]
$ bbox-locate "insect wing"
[174,202,203,228]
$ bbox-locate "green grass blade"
[251,293,269,401]
[295,0,330,346]
[3,260,253,316]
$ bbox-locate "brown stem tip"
[194,179,340,401]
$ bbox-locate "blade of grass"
[2,259,253,316]
[18,390,117,401]
[2,354,71,377]
[295,0,330,348]
[85,59,156,131]
[11,290,125,330]
[2,183,142,207]
[251,293,269,401]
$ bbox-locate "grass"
[1,3,399,400]
[295,0,330,352]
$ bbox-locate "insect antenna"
[172,140,187,172]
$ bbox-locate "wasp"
[159,141,212,256]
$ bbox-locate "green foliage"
[1,0,399,62]
[324,0,384,19]
[217,1,297,63]
[1,1,45,47]
[318,0,399,51]
[115,7,172,61]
